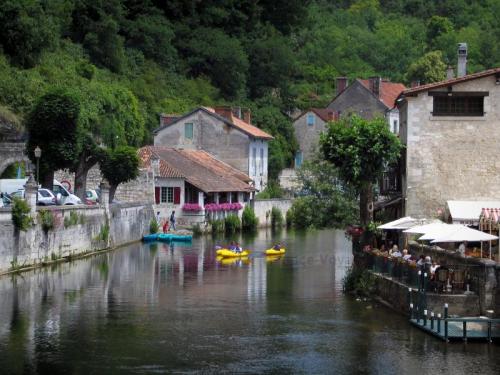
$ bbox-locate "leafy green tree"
[320,115,402,225]
[289,158,358,229]
[183,27,248,99]
[0,0,59,68]
[406,51,447,84]
[100,146,140,202]
[25,89,82,188]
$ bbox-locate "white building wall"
[387,108,400,134]
[248,139,268,191]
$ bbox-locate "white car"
[37,188,56,206]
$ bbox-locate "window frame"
[184,122,194,139]
[306,113,315,126]
[430,91,487,117]
[160,187,174,203]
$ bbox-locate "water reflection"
[0,229,499,374]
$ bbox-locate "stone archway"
[0,142,29,176]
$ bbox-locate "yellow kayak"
[216,255,249,265]
[265,248,286,255]
[216,249,250,258]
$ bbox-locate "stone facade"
[0,142,29,176]
[154,109,269,190]
[400,74,500,218]
[293,111,328,163]
[252,199,292,227]
[327,80,388,120]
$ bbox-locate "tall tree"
[406,50,447,84]
[25,89,81,188]
[99,146,139,202]
[320,115,402,225]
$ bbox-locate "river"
[0,229,499,374]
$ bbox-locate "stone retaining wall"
[252,199,292,227]
[0,202,154,274]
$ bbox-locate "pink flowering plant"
[182,203,202,211]
[204,202,243,212]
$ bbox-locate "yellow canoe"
[265,248,286,255]
[216,249,250,258]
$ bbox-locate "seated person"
[391,248,402,258]
[234,243,242,253]
[402,249,412,261]
[273,243,282,250]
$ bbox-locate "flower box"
[182,203,202,212]
[204,202,243,212]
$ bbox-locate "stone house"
[327,77,406,134]
[154,106,273,192]
[292,108,338,166]
[139,146,254,225]
[397,67,500,218]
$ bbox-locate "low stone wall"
[252,199,292,227]
[0,203,154,274]
[372,272,481,317]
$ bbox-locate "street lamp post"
[34,146,42,186]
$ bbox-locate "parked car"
[8,188,57,206]
[37,188,56,206]
[85,189,99,205]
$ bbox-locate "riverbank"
[0,202,154,275]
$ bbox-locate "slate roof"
[154,107,273,140]
[358,79,406,108]
[400,67,500,97]
[139,146,254,193]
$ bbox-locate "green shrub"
[211,219,225,234]
[288,196,316,229]
[241,205,258,231]
[342,266,376,297]
[191,223,202,236]
[39,210,55,233]
[11,197,32,231]
[255,181,284,199]
[149,218,159,234]
[224,214,241,233]
[98,223,110,241]
[64,211,80,228]
[271,206,283,228]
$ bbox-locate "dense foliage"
[100,146,140,202]
[11,197,32,231]
[287,158,358,229]
[1,0,499,179]
[241,206,259,231]
[320,116,402,225]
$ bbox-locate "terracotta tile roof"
[294,108,338,122]
[400,67,500,97]
[138,146,253,193]
[206,107,274,140]
[154,107,273,140]
[358,79,406,108]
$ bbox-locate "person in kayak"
[272,243,283,250]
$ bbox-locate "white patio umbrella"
[431,226,498,242]
[378,216,419,230]
[403,221,447,234]
[431,225,499,259]
[418,224,465,241]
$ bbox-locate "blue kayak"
[142,233,193,242]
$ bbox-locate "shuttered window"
[185,123,193,139]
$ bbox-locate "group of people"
[156,210,176,233]
[369,244,443,277]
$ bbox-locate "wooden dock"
[410,317,500,342]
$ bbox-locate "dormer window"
[430,91,487,116]
[307,113,315,126]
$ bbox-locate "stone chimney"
[369,77,382,98]
[446,65,454,80]
[327,110,338,121]
[213,106,233,120]
[335,77,348,96]
[457,42,467,78]
[242,108,251,124]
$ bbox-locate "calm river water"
[0,229,499,374]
